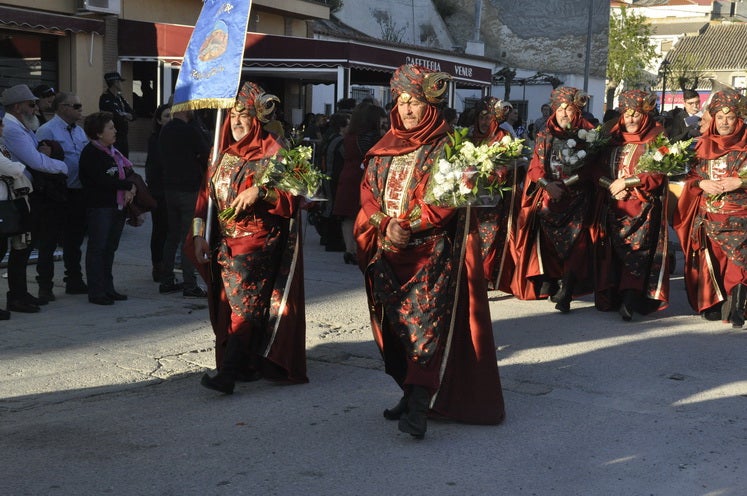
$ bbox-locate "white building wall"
[335,0,456,50]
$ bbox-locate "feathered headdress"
[235,82,280,123]
[390,64,451,105]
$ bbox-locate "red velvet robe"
[674,151,747,313]
[468,125,520,292]
[510,115,598,300]
[185,128,307,384]
[354,132,505,425]
[593,121,670,313]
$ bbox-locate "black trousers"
[1,236,32,302]
[32,188,88,289]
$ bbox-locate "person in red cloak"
[468,96,519,292]
[593,89,670,321]
[674,88,747,327]
[354,64,505,439]
[188,82,308,394]
[510,86,598,313]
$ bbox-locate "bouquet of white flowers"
[635,135,694,176]
[257,145,327,198]
[424,128,525,207]
[557,126,608,169]
[219,145,327,221]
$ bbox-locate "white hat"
[1,84,38,107]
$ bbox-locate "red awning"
[0,6,104,35]
[118,19,494,87]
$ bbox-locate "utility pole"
[583,0,593,92]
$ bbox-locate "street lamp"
[659,59,671,111]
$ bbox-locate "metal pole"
[583,0,593,92]
[204,107,224,246]
[473,0,482,42]
[661,73,666,110]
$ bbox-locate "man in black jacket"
[158,110,209,297]
[666,89,702,143]
[98,72,135,157]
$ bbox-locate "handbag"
[125,170,157,227]
[0,178,31,235]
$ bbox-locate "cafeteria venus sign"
[405,55,473,78]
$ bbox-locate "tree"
[668,54,705,93]
[606,6,657,111]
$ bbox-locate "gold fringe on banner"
[171,98,236,113]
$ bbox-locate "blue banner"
[172,0,252,111]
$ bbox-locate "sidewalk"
[1,211,746,495]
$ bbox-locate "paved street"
[2,193,747,495]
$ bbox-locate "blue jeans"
[85,207,126,298]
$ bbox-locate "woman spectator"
[0,119,34,317]
[594,90,670,321]
[333,102,387,264]
[189,82,307,394]
[674,88,747,327]
[144,103,171,282]
[355,64,505,439]
[79,111,137,305]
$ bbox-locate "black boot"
[398,386,429,439]
[729,284,747,328]
[383,390,409,420]
[619,289,638,322]
[201,336,243,394]
[700,303,724,321]
[552,274,575,313]
[540,279,559,299]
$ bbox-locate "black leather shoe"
[0,308,11,320]
[384,395,409,421]
[159,281,184,294]
[200,372,235,394]
[38,288,55,303]
[729,284,747,328]
[88,296,114,306]
[23,293,47,306]
[65,281,88,294]
[619,290,636,322]
[555,299,571,313]
[619,303,633,321]
[398,387,429,439]
[182,286,207,298]
[106,291,128,301]
[236,370,262,382]
[8,300,40,313]
[701,310,722,321]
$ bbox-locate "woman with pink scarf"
[79,111,137,305]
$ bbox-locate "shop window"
[132,61,158,118]
[0,31,57,95]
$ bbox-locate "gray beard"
[22,114,40,131]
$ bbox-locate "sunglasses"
[27,101,37,108]
[62,103,83,110]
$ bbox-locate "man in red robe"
[510,87,598,313]
[354,64,505,439]
[188,82,308,394]
[468,96,517,292]
[594,89,670,321]
[674,88,747,327]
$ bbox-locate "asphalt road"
[1,200,746,496]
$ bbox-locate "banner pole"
[205,107,224,246]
